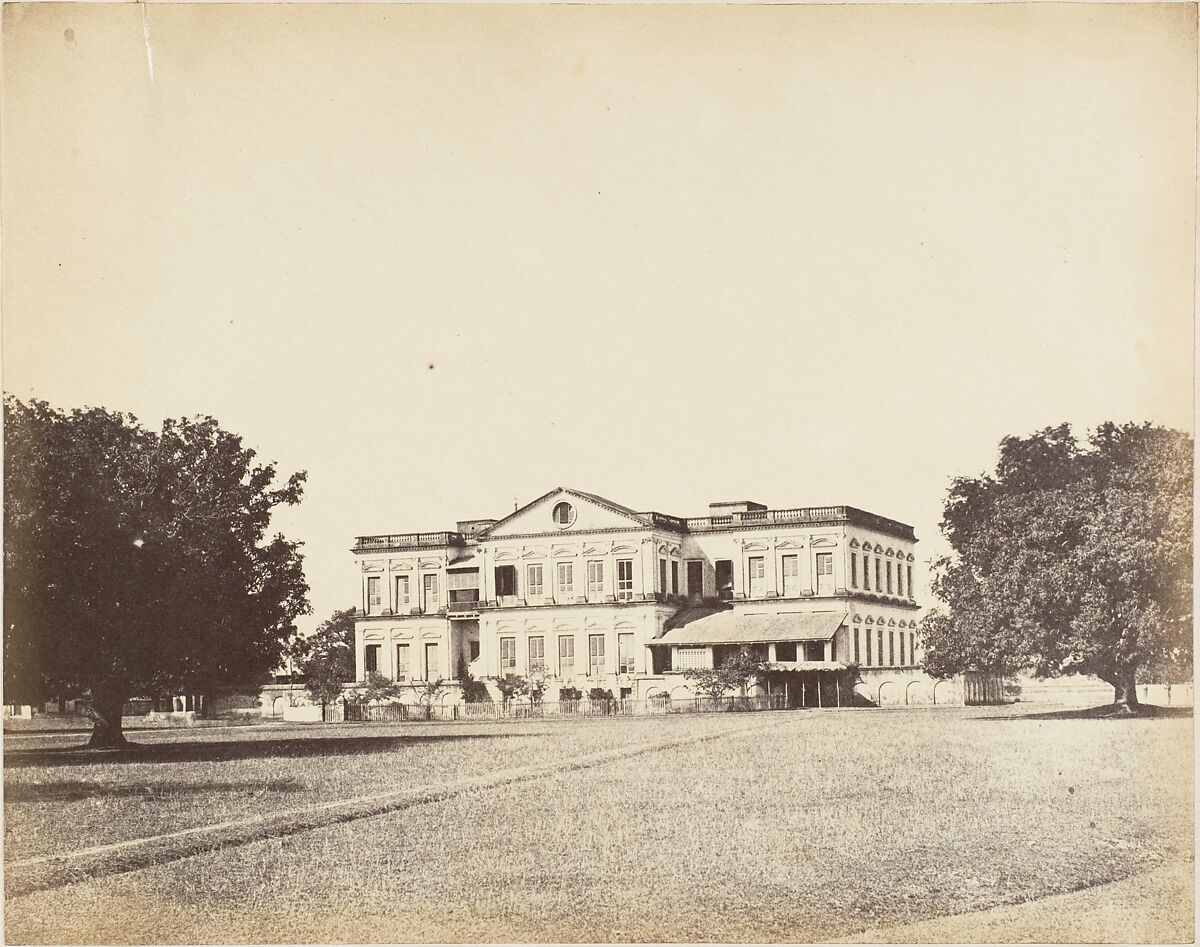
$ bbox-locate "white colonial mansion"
[351,487,929,707]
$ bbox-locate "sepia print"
[1,2,1195,944]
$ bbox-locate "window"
[853,628,861,663]
[495,565,517,597]
[616,559,634,601]
[422,573,439,610]
[865,631,872,665]
[815,552,833,590]
[588,634,605,676]
[525,564,544,595]
[875,558,881,592]
[804,641,825,661]
[897,633,904,667]
[716,560,734,600]
[877,629,884,667]
[776,641,797,661]
[675,647,707,670]
[529,636,545,673]
[887,561,893,594]
[364,644,379,675]
[863,554,871,591]
[366,577,381,613]
[907,565,913,599]
[395,643,410,681]
[686,560,703,596]
[659,558,668,593]
[557,561,574,595]
[558,635,575,676]
[909,632,915,665]
[748,556,766,597]
[395,575,410,608]
[670,561,679,595]
[499,637,516,673]
[552,501,575,526]
[469,640,480,661]
[850,555,858,588]
[888,631,894,666]
[618,633,635,674]
[782,555,800,596]
[897,565,904,597]
[424,642,439,680]
[587,560,605,598]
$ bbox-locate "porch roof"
[651,610,847,647]
[764,660,848,672]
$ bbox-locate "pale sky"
[3,2,1195,634]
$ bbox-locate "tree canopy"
[3,397,310,746]
[921,422,1192,709]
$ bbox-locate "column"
[767,539,779,597]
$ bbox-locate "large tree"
[3,397,310,747]
[921,422,1192,710]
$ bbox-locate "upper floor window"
[616,559,634,601]
[850,555,857,588]
[557,561,574,595]
[886,561,893,594]
[874,558,882,592]
[366,576,381,613]
[395,575,410,607]
[862,554,871,591]
[587,560,605,597]
[527,564,544,597]
[659,558,668,593]
[781,555,800,596]
[853,627,861,663]
[748,556,766,597]
[670,561,679,595]
[877,629,884,667]
[907,565,913,599]
[552,501,576,528]
[495,565,517,598]
[897,565,904,597]
[888,631,895,666]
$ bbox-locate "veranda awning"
[649,610,846,647]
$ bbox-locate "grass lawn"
[4,705,1193,944]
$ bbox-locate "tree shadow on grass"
[974,703,1192,722]
[3,731,520,769]
[4,778,305,802]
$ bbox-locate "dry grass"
[4,706,1193,944]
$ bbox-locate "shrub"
[559,686,583,702]
[588,687,614,702]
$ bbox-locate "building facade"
[351,487,923,706]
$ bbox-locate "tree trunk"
[85,692,131,748]
[1109,670,1142,713]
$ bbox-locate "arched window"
[552,501,575,527]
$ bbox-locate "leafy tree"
[3,397,310,747]
[559,685,583,702]
[459,667,491,704]
[684,647,767,702]
[922,422,1192,711]
[346,674,402,706]
[292,608,355,711]
[526,676,548,705]
[493,673,528,708]
[410,677,447,720]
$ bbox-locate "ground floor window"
[500,636,516,673]
[776,641,797,661]
[853,628,861,664]
[396,643,410,681]
[877,630,884,667]
[559,635,575,676]
[675,646,707,670]
[617,633,635,674]
[803,641,825,662]
[364,644,379,675]
[424,642,439,680]
[865,631,872,665]
[529,636,545,674]
[588,634,606,675]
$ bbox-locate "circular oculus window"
[552,501,576,528]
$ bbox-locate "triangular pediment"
[484,487,649,538]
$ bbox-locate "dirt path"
[5,716,781,899]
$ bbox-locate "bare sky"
[3,2,1195,633]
